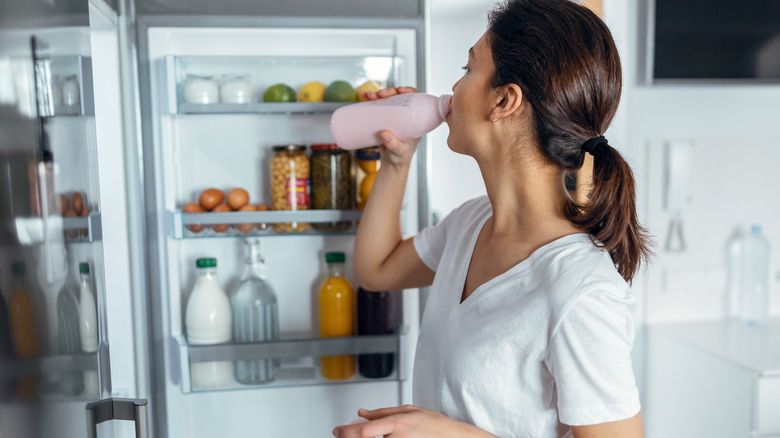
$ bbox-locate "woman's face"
[447,32,497,155]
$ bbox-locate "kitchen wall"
[427,0,780,324]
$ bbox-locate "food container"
[270,145,310,233]
[61,75,80,108]
[182,75,219,104]
[310,143,352,232]
[220,75,253,104]
[355,146,380,210]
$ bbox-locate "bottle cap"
[196,258,217,268]
[10,262,25,275]
[272,144,306,152]
[325,252,345,263]
[310,143,341,151]
[79,263,90,274]
[356,146,381,161]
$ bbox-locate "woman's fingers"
[364,86,420,101]
[358,405,418,420]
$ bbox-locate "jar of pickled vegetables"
[311,143,352,232]
[355,146,380,210]
[270,145,310,233]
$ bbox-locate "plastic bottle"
[355,146,380,210]
[357,287,394,378]
[186,258,233,388]
[78,262,99,395]
[57,262,83,396]
[8,262,39,359]
[736,225,771,326]
[330,93,451,150]
[318,252,355,380]
[230,240,279,385]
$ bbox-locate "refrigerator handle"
[86,398,149,438]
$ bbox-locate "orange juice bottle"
[318,252,355,380]
[8,262,39,359]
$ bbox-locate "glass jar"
[311,143,352,232]
[270,145,310,233]
[220,74,254,104]
[355,146,380,210]
[182,75,219,104]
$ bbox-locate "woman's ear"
[490,83,523,122]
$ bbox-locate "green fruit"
[263,83,297,102]
[324,80,358,102]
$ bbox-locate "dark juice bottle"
[357,287,394,378]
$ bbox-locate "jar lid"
[196,258,217,268]
[356,146,381,161]
[79,263,90,274]
[185,74,214,80]
[10,261,25,275]
[325,252,345,263]
[310,143,341,151]
[272,145,306,152]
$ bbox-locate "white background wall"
[427,0,780,324]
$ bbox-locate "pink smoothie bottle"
[330,92,451,150]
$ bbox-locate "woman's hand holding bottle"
[359,86,422,169]
[332,406,498,438]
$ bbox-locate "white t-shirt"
[412,197,640,438]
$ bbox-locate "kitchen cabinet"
[646,319,780,438]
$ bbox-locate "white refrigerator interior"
[143,26,421,437]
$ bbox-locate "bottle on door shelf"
[230,240,280,385]
[8,262,40,399]
[357,287,394,379]
[330,92,451,150]
[186,258,233,388]
[731,225,772,326]
[57,262,83,396]
[78,262,99,396]
[318,252,355,380]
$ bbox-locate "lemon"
[324,80,357,102]
[356,80,383,102]
[263,83,297,102]
[298,81,326,102]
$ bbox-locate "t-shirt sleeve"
[545,284,641,426]
[413,216,448,271]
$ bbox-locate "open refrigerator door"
[137,21,424,438]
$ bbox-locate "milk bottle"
[78,262,99,395]
[330,92,450,150]
[186,258,233,388]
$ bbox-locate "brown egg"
[211,203,231,233]
[182,202,205,233]
[80,206,89,237]
[58,194,70,216]
[72,192,84,215]
[226,188,250,210]
[236,204,257,233]
[256,203,270,230]
[199,188,224,211]
[64,209,79,238]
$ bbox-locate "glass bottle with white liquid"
[78,262,99,396]
[57,262,83,396]
[230,239,279,384]
[186,258,233,388]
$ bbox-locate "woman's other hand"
[361,86,422,168]
[332,406,498,438]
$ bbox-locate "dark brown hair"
[487,0,650,282]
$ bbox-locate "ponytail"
[564,144,651,283]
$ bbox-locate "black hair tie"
[581,136,607,155]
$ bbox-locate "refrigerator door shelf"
[173,332,405,393]
[63,212,102,243]
[171,209,362,238]
[35,55,95,118]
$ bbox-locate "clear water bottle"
[57,263,83,396]
[736,225,771,326]
[230,240,279,384]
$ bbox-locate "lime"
[298,81,327,102]
[324,80,357,102]
[263,83,297,102]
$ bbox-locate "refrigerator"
[133,2,428,437]
[0,0,146,437]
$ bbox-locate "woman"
[334,0,650,436]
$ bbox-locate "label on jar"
[286,177,309,207]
